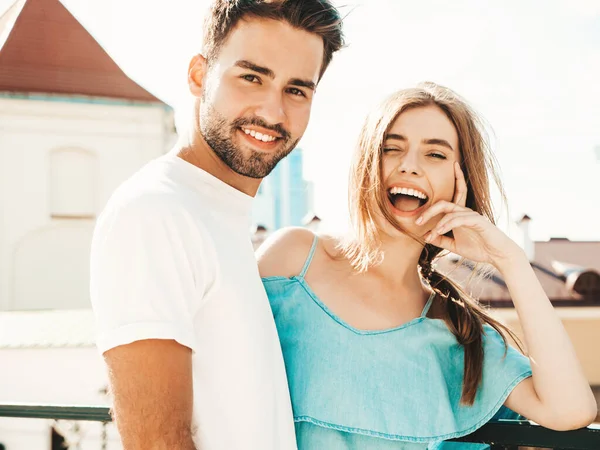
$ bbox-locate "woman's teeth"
[241,127,278,143]
[388,186,428,200]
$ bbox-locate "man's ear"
[188,54,208,97]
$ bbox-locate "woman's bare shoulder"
[256,227,316,278]
[257,228,345,278]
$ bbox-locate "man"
[89,1,344,449]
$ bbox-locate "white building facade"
[0,0,176,448]
[0,95,174,312]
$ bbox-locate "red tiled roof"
[536,239,600,273]
[0,0,165,103]
[533,239,600,299]
[437,239,600,303]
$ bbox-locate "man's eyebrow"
[234,60,316,91]
[234,60,274,78]
[385,134,454,152]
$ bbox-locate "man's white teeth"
[389,186,427,200]
[242,128,277,142]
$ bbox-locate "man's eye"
[242,75,260,83]
[287,88,306,97]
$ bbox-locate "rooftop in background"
[0,0,166,104]
[438,238,600,304]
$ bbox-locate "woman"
[257,82,597,449]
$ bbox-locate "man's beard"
[199,103,300,179]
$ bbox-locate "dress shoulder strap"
[298,234,319,278]
[421,291,436,318]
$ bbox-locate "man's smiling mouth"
[240,127,281,143]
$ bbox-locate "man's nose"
[255,90,286,126]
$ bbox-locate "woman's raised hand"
[417,163,523,270]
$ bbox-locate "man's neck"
[175,124,261,197]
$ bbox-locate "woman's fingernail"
[416,217,423,225]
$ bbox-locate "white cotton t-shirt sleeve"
[90,198,206,355]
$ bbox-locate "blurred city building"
[252,148,314,232]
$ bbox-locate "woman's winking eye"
[428,151,447,160]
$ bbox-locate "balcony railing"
[0,403,599,449]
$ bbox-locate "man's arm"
[91,200,207,449]
[104,339,197,450]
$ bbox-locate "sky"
[2,0,599,241]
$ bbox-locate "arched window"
[49,148,97,219]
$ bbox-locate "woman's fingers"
[425,232,456,252]
[416,200,469,226]
[431,211,473,236]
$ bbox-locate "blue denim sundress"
[263,236,532,450]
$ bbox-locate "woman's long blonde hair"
[341,82,522,405]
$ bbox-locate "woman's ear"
[188,54,208,98]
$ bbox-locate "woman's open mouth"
[387,186,429,215]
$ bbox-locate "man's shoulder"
[99,185,186,226]
[99,158,207,224]
[91,175,214,269]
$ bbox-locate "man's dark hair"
[203,0,345,80]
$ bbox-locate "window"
[49,148,97,219]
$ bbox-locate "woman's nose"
[397,154,421,176]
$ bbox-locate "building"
[252,147,314,232]
[0,0,176,312]
[0,0,175,447]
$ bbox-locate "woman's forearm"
[496,250,596,421]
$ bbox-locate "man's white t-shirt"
[90,152,297,450]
